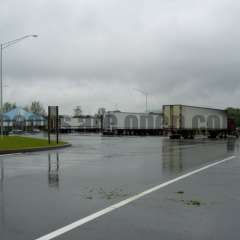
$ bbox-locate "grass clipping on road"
[0,136,66,151]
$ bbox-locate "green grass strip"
[0,136,66,151]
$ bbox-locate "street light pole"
[0,35,38,137]
[133,88,149,113]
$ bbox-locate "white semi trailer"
[103,111,163,135]
[163,105,228,138]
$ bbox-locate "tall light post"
[133,88,149,113]
[0,34,38,137]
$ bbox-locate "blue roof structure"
[3,107,45,121]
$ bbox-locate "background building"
[60,115,101,133]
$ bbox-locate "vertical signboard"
[48,106,59,144]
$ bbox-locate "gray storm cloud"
[1,0,240,114]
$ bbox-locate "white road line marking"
[35,155,236,240]
[0,152,23,157]
[0,149,57,157]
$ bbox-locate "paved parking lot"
[0,135,239,240]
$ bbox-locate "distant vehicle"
[9,129,24,135]
[32,128,41,133]
[162,105,232,139]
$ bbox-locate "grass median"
[0,136,67,151]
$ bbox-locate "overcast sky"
[1,0,240,115]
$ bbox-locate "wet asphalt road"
[0,134,239,240]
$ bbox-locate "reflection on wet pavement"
[48,153,59,189]
[0,135,239,240]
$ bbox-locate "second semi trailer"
[163,105,228,139]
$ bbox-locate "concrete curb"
[0,143,72,155]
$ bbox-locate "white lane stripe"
[0,152,23,157]
[35,155,236,240]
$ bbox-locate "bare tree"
[28,101,46,115]
[3,102,16,112]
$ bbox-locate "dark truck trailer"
[163,105,231,139]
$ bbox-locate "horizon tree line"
[2,101,46,116]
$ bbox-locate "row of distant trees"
[3,101,46,116]
[3,102,84,117]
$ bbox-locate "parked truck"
[162,105,230,139]
[103,111,163,136]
